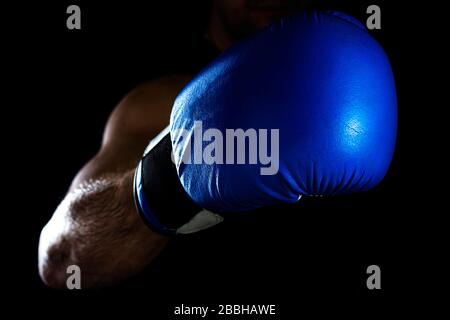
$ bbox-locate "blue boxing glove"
[170,11,397,213]
[134,11,397,235]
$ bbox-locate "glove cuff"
[133,129,223,236]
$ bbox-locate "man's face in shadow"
[214,0,311,39]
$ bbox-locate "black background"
[11,0,444,317]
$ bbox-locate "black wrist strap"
[133,128,224,236]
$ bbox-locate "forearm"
[39,77,191,288]
[38,169,168,288]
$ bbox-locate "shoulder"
[123,75,192,105]
[102,74,192,147]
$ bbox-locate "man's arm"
[38,75,191,288]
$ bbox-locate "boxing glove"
[134,11,397,235]
[170,11,397,213]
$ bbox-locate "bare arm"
[38,75,191,288]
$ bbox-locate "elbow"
[39,261,68,289]
[38,226,72,289]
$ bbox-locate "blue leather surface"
[171,11,397,212]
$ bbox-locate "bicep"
[71,75,191,188]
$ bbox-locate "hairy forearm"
[38,170,168,288]
[38,77,191,288]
